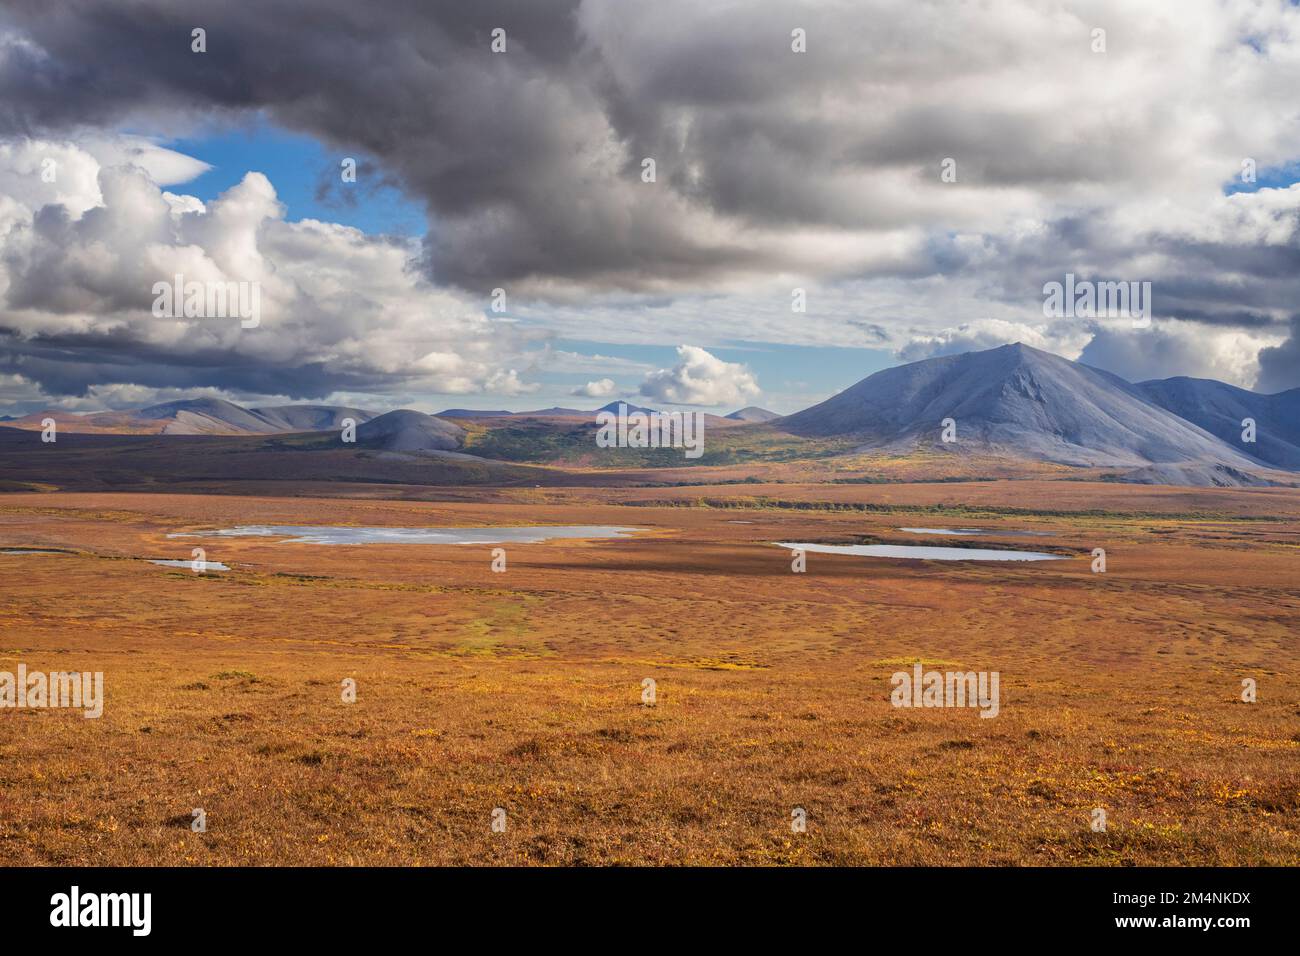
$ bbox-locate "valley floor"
[0,485,1296,865]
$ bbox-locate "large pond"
[898,527,1056,537]
[775,542,1065,562]
[169,525,643,546]
[149,559,231,571]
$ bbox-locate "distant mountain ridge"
[439,401,742,425]
[3,343,1297,487]
[9,399,380,436]
[437,408,516,418]
[139,399,380,435]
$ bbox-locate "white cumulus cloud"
[639,346,759,406]
[571,378,616,398]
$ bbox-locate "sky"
[2,0,1300,417]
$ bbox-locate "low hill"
[354,410,465,452]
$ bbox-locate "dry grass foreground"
[0,487,1297,865]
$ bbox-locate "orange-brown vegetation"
[0,486,1296,865]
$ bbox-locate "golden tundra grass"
[0,487,1296,865]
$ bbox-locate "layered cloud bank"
[0,138,535,404]
[2,0,1300,407]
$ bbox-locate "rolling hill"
[354,410,465,452]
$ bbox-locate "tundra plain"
[0,484,1297,866]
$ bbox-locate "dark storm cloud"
[928,216,1300,336]
[314,159,397,212]
[0,324,398,399]
[0,0,610,289]
[1256,315,1300,393]
[6,0,1277,293]
[2,0,1300,397]
[0,321,543,399]
[4,0,739,291]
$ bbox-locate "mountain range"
[3,343,1296,485]
[4,398,381,436]
[6,398,742,435]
